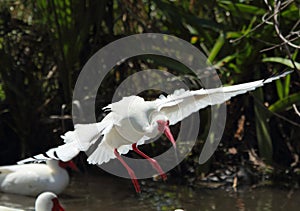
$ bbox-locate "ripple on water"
[1,172,299,211]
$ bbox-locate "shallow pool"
[0,171,299,211]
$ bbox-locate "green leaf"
[226,31,243,39]
[142,55,191,74]
[269,92,300,113]
[213,53,237,68]
[208,33,225,63]
[153,0,223,32]
[254,88,273,164]
[281,4,300,19]
[275,79,284,100]
[219,1,266,15]
[0,83,5,101]
[262,57,300,69]
[263,57,293,99]
[284,74,291,97]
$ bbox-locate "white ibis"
[0,192,64,211]
[0,160,77,196]
[18,71,291,193]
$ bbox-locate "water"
[0,171,299,211]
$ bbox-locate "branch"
[293,104,300,117]
[273,0,300,49]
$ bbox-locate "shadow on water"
[0,171,299,211]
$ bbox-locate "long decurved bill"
[52,198,65,211]
[59,160,79,172]
[157,120,176,148]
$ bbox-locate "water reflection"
[0,171,299,211]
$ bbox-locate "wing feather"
[18,113,117,164]
[155,71,292,125]
[86,125,134,165]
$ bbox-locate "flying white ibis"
[18,71,291,193]
[0,192,64,211]
[0,160,78,196]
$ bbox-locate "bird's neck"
[46,160,61,172]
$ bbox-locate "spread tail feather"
[87,141,116,165]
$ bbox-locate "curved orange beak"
[157,120,176,148]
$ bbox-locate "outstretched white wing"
[18,113,116,164]
[154,71,292,125]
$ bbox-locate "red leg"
[114,148,141,193]
[132,143,167,181]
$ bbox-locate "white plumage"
[0,160,72,196]
[34,71,290,163]
[18,71,291,193]
[0,192,64,211]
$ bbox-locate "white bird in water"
[18,71,291,193]
[0,160,78,196]
[0,191,65,211]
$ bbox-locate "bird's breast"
[115,117,146,143]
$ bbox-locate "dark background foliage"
[0,0,299,187]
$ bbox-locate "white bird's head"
[149,114,176,148]
[35,192,65,211]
